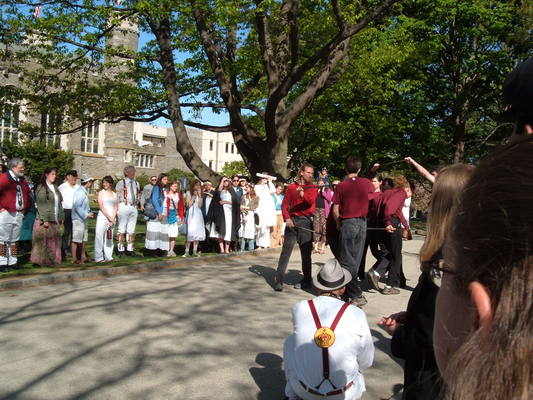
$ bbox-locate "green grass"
[1,215,216,279]
[409,218,427,232]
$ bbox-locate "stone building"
[0,20,243,178]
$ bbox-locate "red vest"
[0,171,31,213]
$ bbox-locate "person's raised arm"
[405,157,435,183]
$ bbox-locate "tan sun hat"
[312,258,352,291]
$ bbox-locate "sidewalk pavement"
[0,237,424,400]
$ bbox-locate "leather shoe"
[349,295,368,308]
[366,269,381,291]
[381,286,400,295]
[274,282,283,292]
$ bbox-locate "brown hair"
[443,137,533,399]
[345,156,362,174]
[169,180,181,193]
[189,179,201,194]
[393,175,408,189]
[419,164,475,262]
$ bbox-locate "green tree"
[1,0,400,181]
[221,160,250,178]
[1,140,74,183]
[290,0,532,176]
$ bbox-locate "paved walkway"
[0,238,423,400]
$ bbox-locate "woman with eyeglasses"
[434,137,533,400]
[378,164,474,400]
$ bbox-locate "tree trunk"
[452,114,466,163]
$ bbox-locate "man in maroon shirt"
[367,176,410,295]
[0,158,31,271]
[274,163,318,291]
[332,157,375,307]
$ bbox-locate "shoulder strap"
[307,299,350,391]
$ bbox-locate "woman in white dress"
[254,175,276,248]
[94,176,118,262]
[183,180,205,257]
[145,173,170,256]
[239,184,259,251]
[166,181,184,257]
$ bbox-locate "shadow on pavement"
[248,265,302,289]
[371,328,404,368]
[249,353,286,400]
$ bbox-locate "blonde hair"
[419,164,475,262]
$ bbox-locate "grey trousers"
[275,216,313,284]
[339,218,367,298]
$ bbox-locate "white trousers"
[0,210,24,266]
[94,215,114,262]
[117,203,138,251]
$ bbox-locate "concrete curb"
[0,248,282,291]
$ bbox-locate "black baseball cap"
[498,57,533,122]
[66,170,78,177]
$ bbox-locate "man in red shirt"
[332,157,375,307]
[367,176,410,295]
[0,158,31,271]
[274,163,318,291]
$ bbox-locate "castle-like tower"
[99,18,140,176]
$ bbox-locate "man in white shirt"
[58,170,79,258]
[283,258,374,400]
[115,166,141,257]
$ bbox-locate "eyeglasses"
[423,258,455,288]
[232,179,239,182]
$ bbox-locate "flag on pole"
[33,4,42,19]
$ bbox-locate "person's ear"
[469,281,493,334]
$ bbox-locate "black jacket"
[391,270,442,399]
[205,189,241,241]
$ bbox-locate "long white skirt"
[256,226,271,248]
[186,204,206,241]
[145,218,170,251]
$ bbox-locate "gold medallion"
[314,327,335,348]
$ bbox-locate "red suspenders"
[307,299,350,390]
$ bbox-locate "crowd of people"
[1,164,344,270]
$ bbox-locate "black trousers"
[62,209,73,253]
[276,216,313,284]
[358,229,381,280]
[373,217,403,287]
[338,218,366,298]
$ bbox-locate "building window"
[225,142,229,153]
[231,143,234,154]
[135,153,154,168]
[142,135,165,147]
[209,140,214,151]
[0,104,19,143]
[81,121,99,153]
[208,160,213,169]
[41,112,62,146]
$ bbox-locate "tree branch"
[267,0,401,132]
[183,120,232,132]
